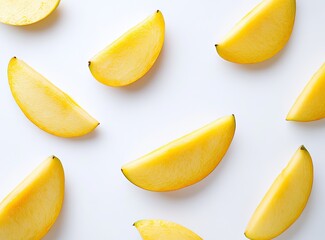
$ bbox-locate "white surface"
[1,0,325,239]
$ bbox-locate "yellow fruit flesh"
[216,0,296,64]
[0,156,64,240]
[245,146,313,240]
[8,57,99,138]
[134,220,202,240]
[287,63,325,121]
[89,10,165,87]
[0,0,60,26]
[122,115,236,191]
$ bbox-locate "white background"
[1,0,324,239]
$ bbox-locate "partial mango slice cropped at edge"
[0,156,64,239]
[8,57,99,138]
[89,10,165,87]
[0,0,60,26]
[122,115,236,191]
[245,146,313,240]
[134,219,202,240]
[216,0,296,64]
[287,63,325,121]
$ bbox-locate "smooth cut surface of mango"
[245,146,313,240]
[0,156,64,240]
[8,57,99,138]
[134,219,202,240]
[89,10,165,87]
[121,115,236,191]
[287,63,325,121]
[216,0,296,64]
[0,0,60,26]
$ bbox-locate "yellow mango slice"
[0,0,60,26]
[287,63,325,121]
[89,10,165,87]
[0,156,64,239]
[216,0,296,64]
[121,115,236,191]
[8,57,99,138]
[134,219,202,240]
[245,146,313,239]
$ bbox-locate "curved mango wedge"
[245,146,313,239]
[8,57,99,138]
[134,219,202,240]
[287,63,325,121]
[0,0,60,26]
[216,0,296,64]
[122,115,236,191]
[89,10,165,87]
[0,156,64,239]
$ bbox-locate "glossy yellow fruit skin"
[216,0,296,64]
[89,10,165,87]
[122,115,236,192]
[134,219,202,240]
[0,156,64,240]
[8,57,99,138]
[0,0,60,26]
[287,63,325,121]
[245,146,313,240]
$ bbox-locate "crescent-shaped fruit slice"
[287,63,325,121]
[89,10,165,87]
[8,57,99,138]
[121,115,236,191]
[216,0,296,64]
[0,0,60,26]
[245,146,313,240]
[0,156,64,239]
[134,219,202,240]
